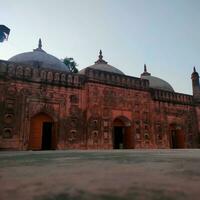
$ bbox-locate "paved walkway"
[0,150,200,200]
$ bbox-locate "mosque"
[0,39,200,150]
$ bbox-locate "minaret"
[191,67,200,101]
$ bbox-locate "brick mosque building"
[0,39,200,150]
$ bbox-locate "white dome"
[8,39,69,72]
[141,65,174,92]
[79,50,124,75]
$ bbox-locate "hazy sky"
[1,0,200,94]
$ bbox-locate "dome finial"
[38,38,42,49]
[141,64,151,76]
[33,38,45,52]
[99,49,103,60]
[194,66,196,72]
[95,49,107,64]
[144,64,147,72]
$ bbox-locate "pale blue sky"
[0,0,200,94]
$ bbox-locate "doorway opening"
[42,122,53,150]
[29,113,56,150]
[113,127,124,149]
[113,117,132,149]
[170,124,185,148]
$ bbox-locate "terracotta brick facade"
[0,60,199,150]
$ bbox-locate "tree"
[63,57,78,73]
[0,25,10,43]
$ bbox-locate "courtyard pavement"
[0,150,200,200]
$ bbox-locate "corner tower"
[191,67,200,101]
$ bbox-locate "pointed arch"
[28,112,57,150]
[169,123,185,148]
[112,116,133,149]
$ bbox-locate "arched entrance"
[113,116,132,149]
[28,113,56,150]
[169,124,185,148]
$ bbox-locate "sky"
[0,0,200,94]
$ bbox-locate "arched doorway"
[113,117,132,149]
[169,124,185,148]
[28,113,56,150]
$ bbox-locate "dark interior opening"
[113,127,124,149]
[42,122,53,150]
[171,130,185,149]
[171,130,178,148]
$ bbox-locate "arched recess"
[169,123,185,148]
[113,116,132,149]
[28,113,57,150]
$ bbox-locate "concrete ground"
[0,150,200,200]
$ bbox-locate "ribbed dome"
[8,39,69,72]
[79,50,124,75]
[141,65,174,92]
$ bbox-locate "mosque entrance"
[113,117,132,149]
[29,113,56,150]
[42,122,53,150]
[170,124,185,148]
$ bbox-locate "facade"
[0,40,200,150]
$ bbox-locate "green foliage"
[63,57,78,73]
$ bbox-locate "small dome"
[8,39,69,72]
[141,65,174,92]
[79,50,124,75]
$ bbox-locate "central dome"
[79,50,124,75]
[8,39,69,72]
